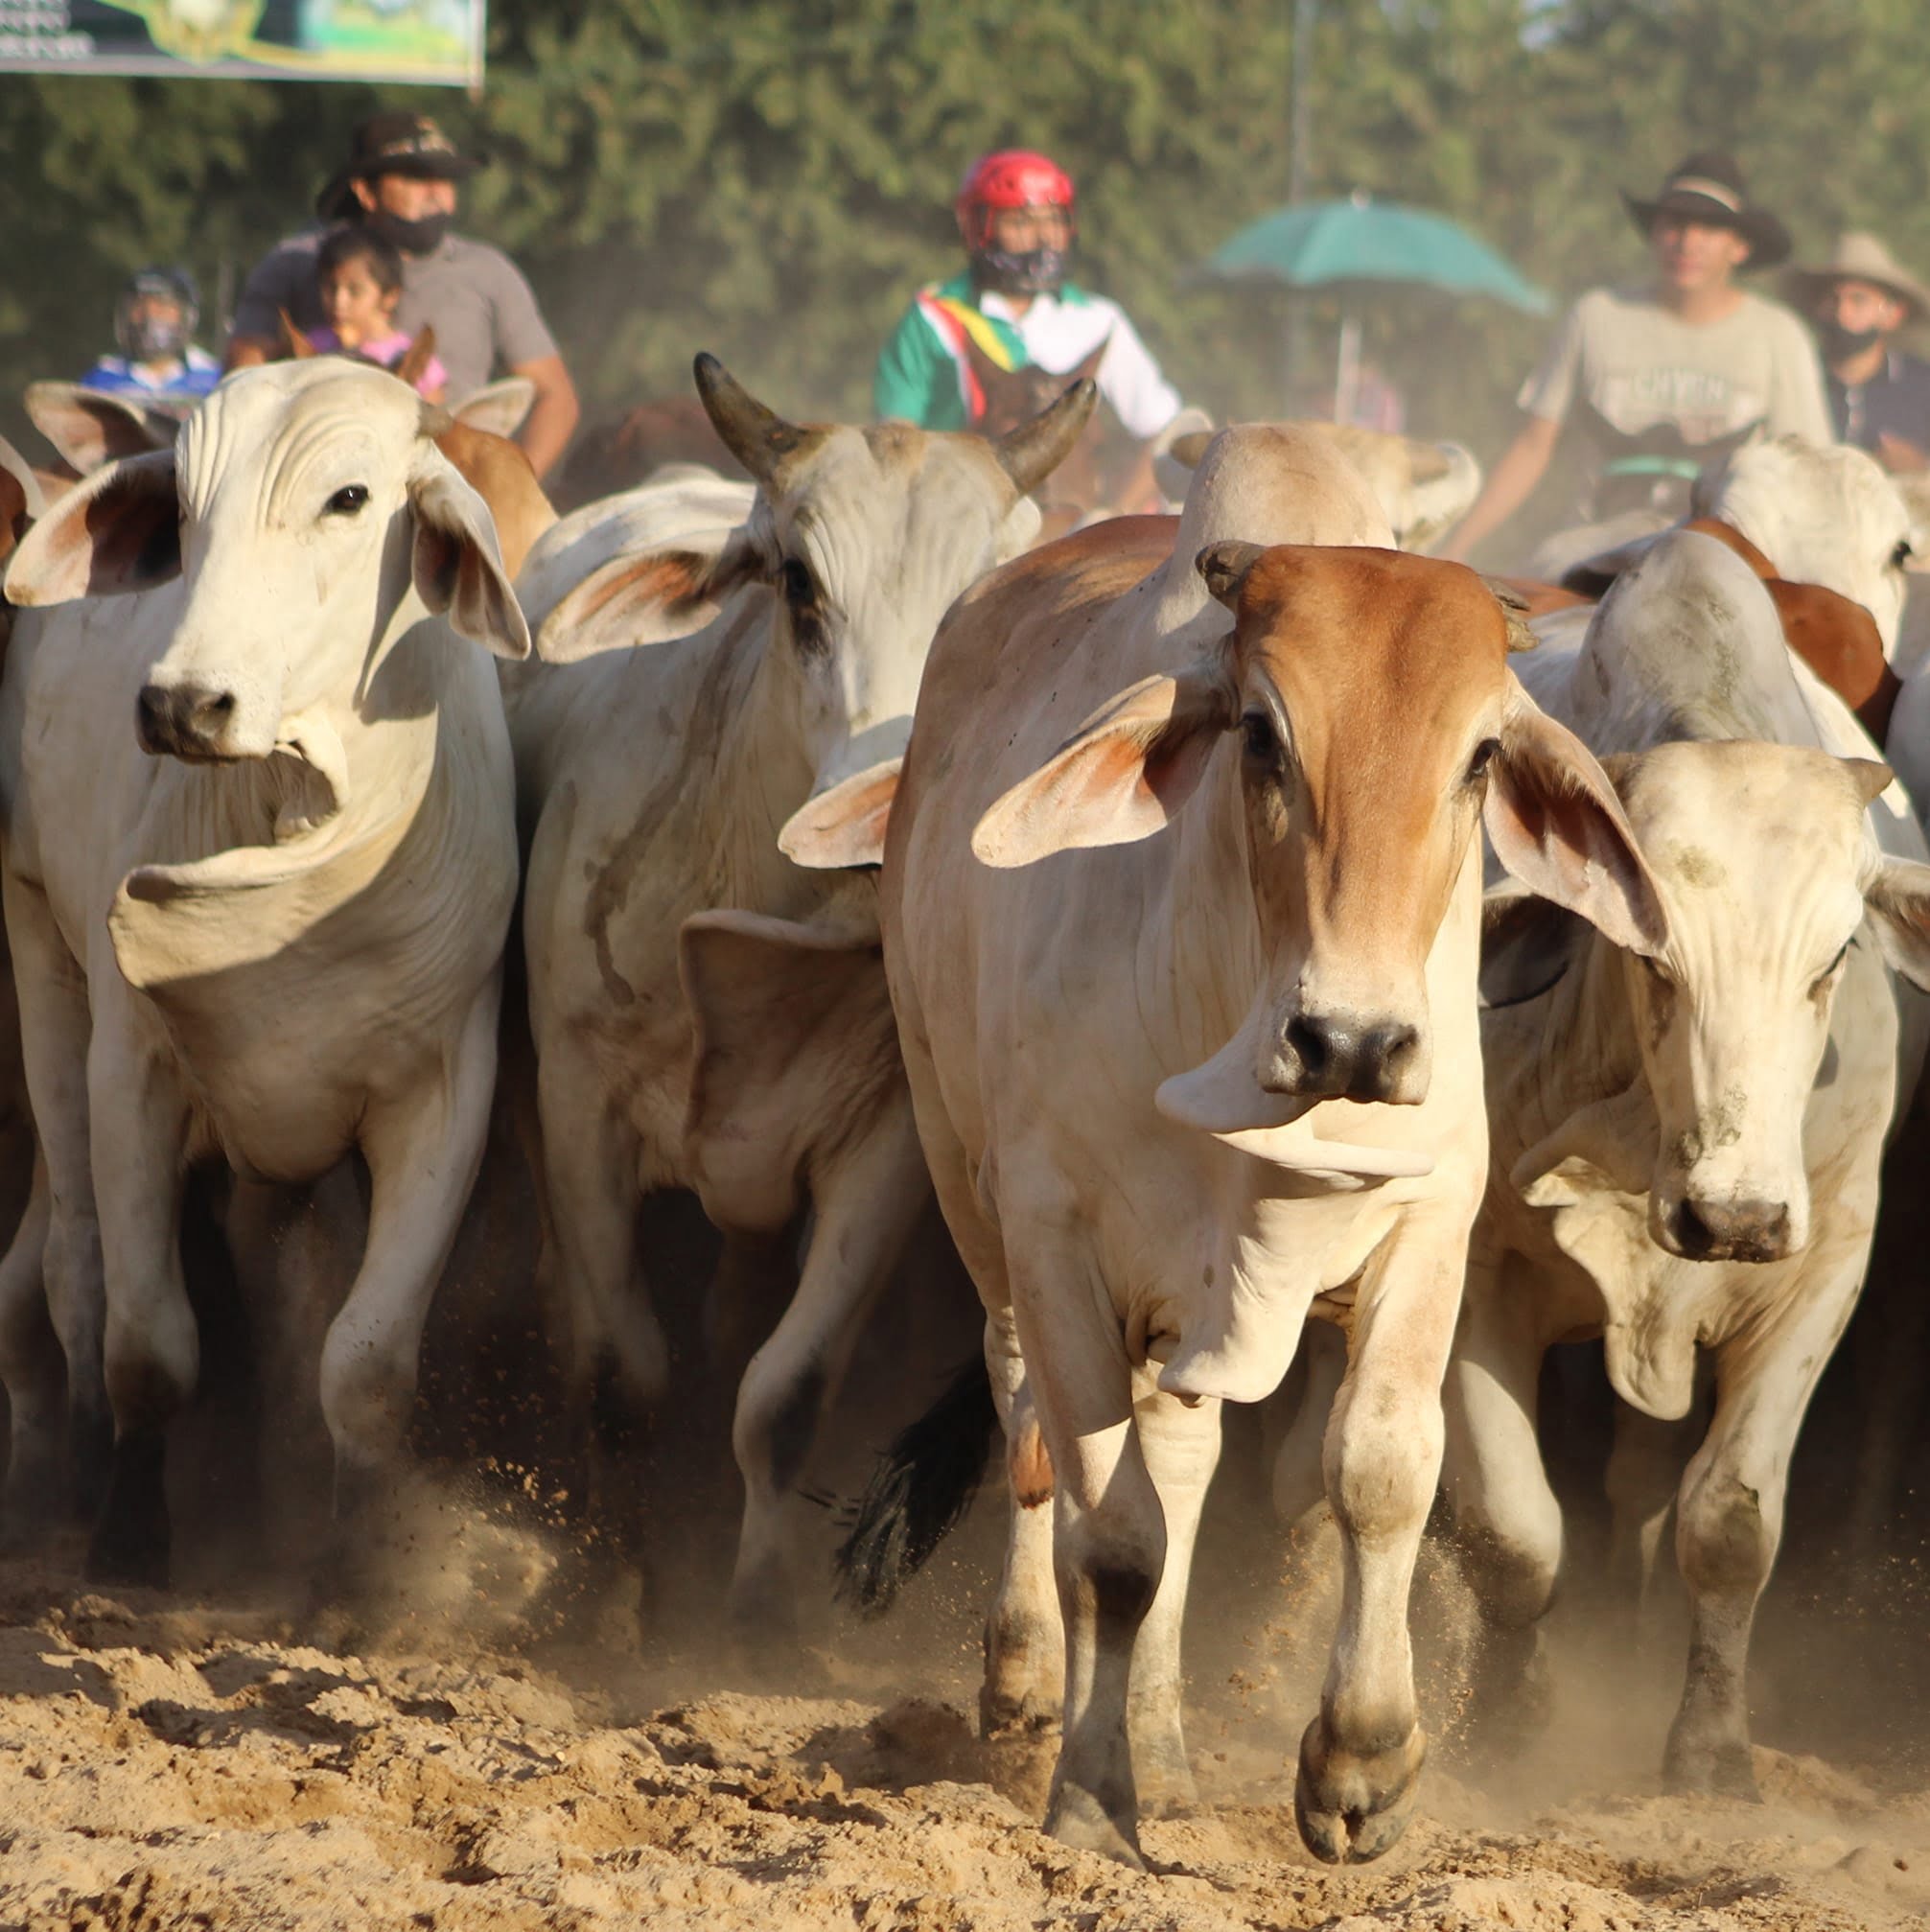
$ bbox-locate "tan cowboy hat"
[1785,232,1930,323]
[316,113,483,221]
[1621,151,1791,270]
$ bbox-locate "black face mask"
[1818,317,1884,364]
[366,208,452,257]
[971,244,1069,297]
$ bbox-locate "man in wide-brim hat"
[226,112,579,478]
[1445,151,1831,566]
[1786,233,1930,471]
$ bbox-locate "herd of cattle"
[0,354,1927,1874]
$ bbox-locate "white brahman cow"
[1443,531,1930,1794]
[0,360,526,1583]
[507,355,1094,1630]
[807,426,1665,1866]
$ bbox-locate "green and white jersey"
[874,271,1183,438]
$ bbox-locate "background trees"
[4,0,1930,474]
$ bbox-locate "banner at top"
[0,0,483,86]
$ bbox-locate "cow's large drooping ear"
[533,526,762,663]
[409,461,531,661]
[1863,852,1930,991]
[779,758,902,869]
[3,451,179,606]
[973,667,1234,867]
[26,382,178,475]
[1486,673,1669,957]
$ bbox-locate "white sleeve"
[1093,309,1186,441]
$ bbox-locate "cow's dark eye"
[1468,736,1501,783]
[779,556,813,605]
[325,484,369,516]
[1242,710,1278,765]
[1812,939,1851,995]
[1894,538,1915,570]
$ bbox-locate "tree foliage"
[4,0,1930,469]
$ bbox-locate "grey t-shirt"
[229,225,559,403]
[1520,285,1833,451]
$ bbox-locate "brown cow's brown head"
[975,546,1667,1123]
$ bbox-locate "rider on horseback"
[874,149,1197,455]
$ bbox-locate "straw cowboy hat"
[1785,232,1930,323]
[1621,151,1792,270]
[316,113,483,221]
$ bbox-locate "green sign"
[0,0,483,86]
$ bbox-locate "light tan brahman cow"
[506,356,1094,1630]
[0,360,526,1582]
[1439,531,1930,1794]
[803,425,1667,1866]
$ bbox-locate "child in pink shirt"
[308,227,448,402]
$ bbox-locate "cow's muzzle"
[1264,1013,1424,1106]
[1660,1193,1793,1265]
[136,681,240,761]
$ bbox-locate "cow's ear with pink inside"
[1484,678,1671,960]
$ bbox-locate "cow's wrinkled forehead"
[1615,738,1871,885]
[1229,546,1508,748]
[752,420,1016,594]
[175,362,428,522]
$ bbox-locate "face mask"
[1818,317,1884,363]
[974,244,1069,297]
[366,208,452,257]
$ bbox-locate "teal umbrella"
[1198,191,1551,419]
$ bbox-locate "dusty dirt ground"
[6,1189,1930,1931]
[7,1433,1930,1932]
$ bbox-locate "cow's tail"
[832,1355,998,1617]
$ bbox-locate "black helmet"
[114,266,200,362]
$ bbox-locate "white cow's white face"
[1616,739,1906,1263]
[1701,435,1916,651]
[748,422,1039,796]
[1,360,527,770]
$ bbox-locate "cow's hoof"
[1663,1727,1759,1802]
[1044,1781,1145,1870]
[1293,1715,1426,1865]
[86,1430,170,1590]
[86,1513,170,1591]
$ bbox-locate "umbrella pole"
[1334,312,1361,425]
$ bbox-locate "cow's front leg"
[1299,1214,1466,1865]
[536,1030,663,1550]
[5,875,110,1532]
[1604,1395,1705,1611]
[86,1012,195,1590]
[0,1159,57,1539]
[982,1305,1063,1735]
[728,1100,929,1637]
[1126,1378,1222,1813]
[1440,1255,1562,1734]
[317,984,498,1578]
[1012,1253,1160,1868]
[1664,1250,1863,1798]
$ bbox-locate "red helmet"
[955,150,1076,249]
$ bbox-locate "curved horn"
[1479,574,1539,653]
[693,352,807,485]
[1198,540,1267,611]
[994,378,1099,500]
